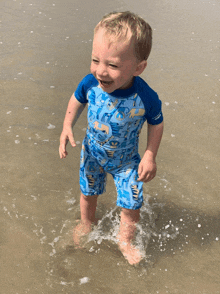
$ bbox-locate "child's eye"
[92,59,99,63]
[109,64,118,68]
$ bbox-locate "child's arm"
[138,121,164,182]
[59,94,86,159]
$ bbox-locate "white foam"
[86,199,160,260]
[66,198,76,205]
[47,123,55,129]
[79,277,90,285]
[31,195,37,200]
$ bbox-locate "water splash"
[84,195,180,262]
[88,206,120,245]
[85,197,156,261]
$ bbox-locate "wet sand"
[1,0,220,293]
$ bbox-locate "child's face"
[91,28,142,93]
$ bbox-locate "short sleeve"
[136,77,163,125]
[146,94,163,125]
[74,74,98,104]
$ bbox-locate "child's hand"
[59,128,76,159]
[137,154,157,183]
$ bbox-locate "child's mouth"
[99,80,113,87]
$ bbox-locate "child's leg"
[80,192,98,225]
[119,208,140,242]
[73,193,98,246]
[117,208,142,265]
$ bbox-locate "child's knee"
[81,193,99,201]
[121,207,140,223]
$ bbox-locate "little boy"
[59,11,163,265]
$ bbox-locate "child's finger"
[138,164,142,177]
[68,134,76,147]
[59,147,65,158]
[59,141,68,158]
[137,171,145,182]
[137,164,145,181]
[138,173,147,182]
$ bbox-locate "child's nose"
[97,64,108,77]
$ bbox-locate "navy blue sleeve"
[74,74,98,103]
[136,77,163,125]
[146,94,163,125]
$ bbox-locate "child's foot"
[73,218,100,248]
[73,220,92,248]
[117,235,143,265]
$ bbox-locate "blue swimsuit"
[75,74,163,210]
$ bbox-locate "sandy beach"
[1,0,220,293]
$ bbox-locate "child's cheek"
[90,64,94,74]
[111,71,119,80]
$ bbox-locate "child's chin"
[99,83,115,93]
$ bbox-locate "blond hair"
[94,11,152,61]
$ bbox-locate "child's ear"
[134,60,147,76]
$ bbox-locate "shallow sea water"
[0,0,220,293]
